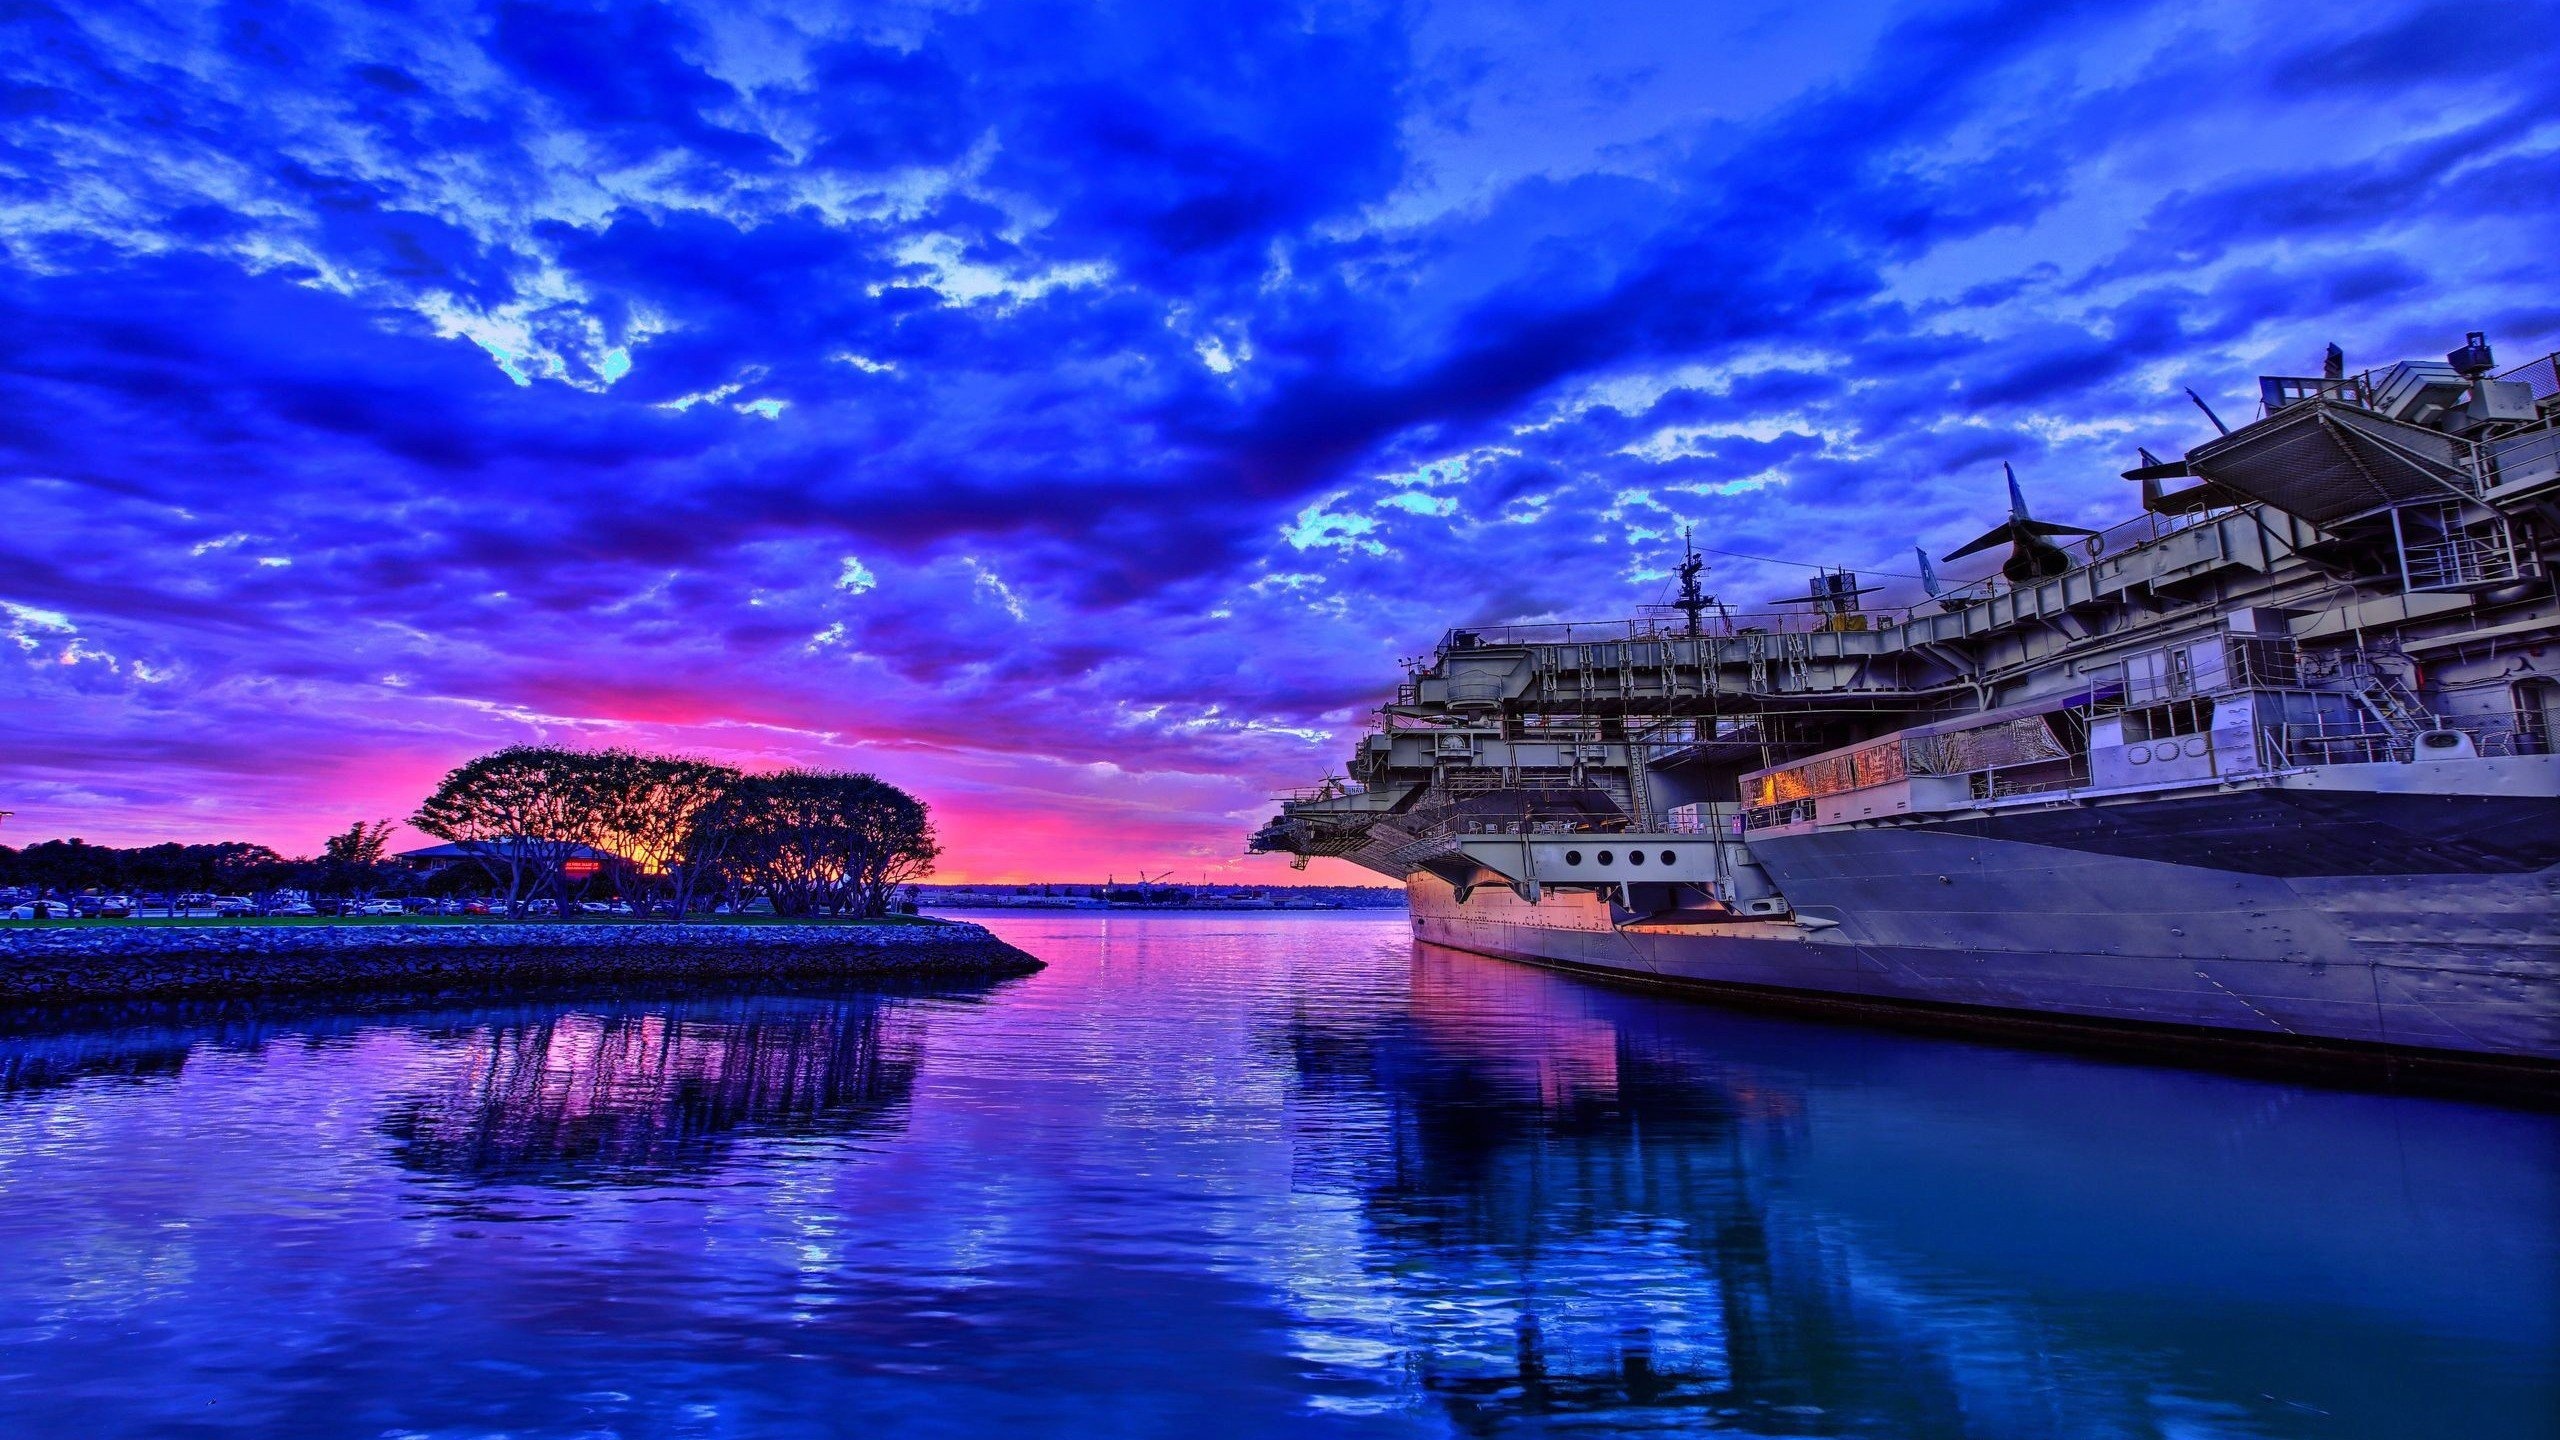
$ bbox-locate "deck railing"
[1439,504,2254,660]
[1740,799,1816,830]
[2497,349,2560,402]
[2257,720,2405,767]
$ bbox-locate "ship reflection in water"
[0,914,2550,1439]
[1272,937,2558,1439]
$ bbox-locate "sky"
[3,0,2557,882]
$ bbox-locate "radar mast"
[1673,526,1714,639]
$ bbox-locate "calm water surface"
[0,911,2553,1438]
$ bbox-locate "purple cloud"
[2,0,2553,877]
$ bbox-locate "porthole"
[1564,849,1583,865]
[1598,850,1616,866]
[2183,736,2208,758]
[1660,850,1677,867]
[2129,745,2152,765]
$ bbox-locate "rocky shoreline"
[0,920,1044,1005]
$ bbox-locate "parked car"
[213,896,257,916]
[4,901,76,920]
[266,902,318,917]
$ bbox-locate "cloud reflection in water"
[0,914,2548,1439]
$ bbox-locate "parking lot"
[0,892,647,922]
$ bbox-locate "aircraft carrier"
[1253,332,2560,1087]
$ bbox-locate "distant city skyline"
[4,0,2553,880]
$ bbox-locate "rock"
[0,921,1043,1004]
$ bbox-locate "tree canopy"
[409,747,937,919]
[410,746,608,919]
[0,838,295,897]
[8,750,942,921]
[714,770,939,918]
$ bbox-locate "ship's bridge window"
[1905,715,2073,774]
[1747,739,1908,807]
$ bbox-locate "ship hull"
[1406,829,2560,1094]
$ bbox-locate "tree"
[722,770,849,916]
[204,842,289,896]
[322,820,395,867]
[122,842,198,905]
[667,776,748,918]
[411,748,601,920]
[0,838,297,907]
[586,751,740,918]
[407,749,939,922]
[844,780,938,918]
[318,819,398,899]
[10,838,116,898]
[722,770,939,918]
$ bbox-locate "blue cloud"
[1,0,2554,871]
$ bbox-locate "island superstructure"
[1252,332,2560,1081]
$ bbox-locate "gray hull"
[1406,825,2560,1086]
[1258,328,2560,1099]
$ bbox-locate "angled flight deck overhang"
[2183,399,2476,527]
[1252,329,2560,1075]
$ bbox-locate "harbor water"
[0,911,2551,1438]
